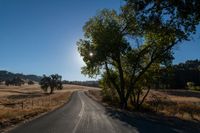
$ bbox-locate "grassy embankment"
[87,89,200,121]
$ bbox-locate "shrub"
[187,82,200,91]
[28,80,34,85]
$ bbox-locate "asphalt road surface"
[8,91,200,133]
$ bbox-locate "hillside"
[0,70,42,82]
[62,80,99,87]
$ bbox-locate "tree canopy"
[40,74,63,94]
[77,0,200,109]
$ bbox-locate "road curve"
[7,91,200,133]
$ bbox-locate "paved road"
[8,91,200,133]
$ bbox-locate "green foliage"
[187,82,195,89]
[140,59,200,89]
[77,1,200,109]
[77,9,130,77]
[40,75,50,92]
[187,82,200,91]
[192,86,200,91]
[123,0,200,39]
[39,74,63,94]
[99,72,119,103]
[173,60,200,88]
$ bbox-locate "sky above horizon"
[0,0,200,81]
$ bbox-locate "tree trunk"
[105,62,127,109]
[135,90,141,110]
[116,56,127,109]
[50,87,54,94]
[138,87,151,108]
[120,96,128,109]
[130,94,135,107]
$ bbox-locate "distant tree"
[4,77,24,86]
[12,77,25,86]
[62,80,70,84]
[5,79,10,86]
[28,80,34,85]
[0,80,3,85]
[171,60,200,89]
[40,75,50,92]
[40,74,63,94]
[187,82,195,90]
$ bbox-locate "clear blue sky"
[0,0,199,81]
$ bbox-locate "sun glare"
[89,52,93,57]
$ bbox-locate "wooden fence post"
[21,102,24,109]
[32,100,33,107]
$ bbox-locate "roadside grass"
[87,89,200,121]
[145,91,200,121]
[0,92,72,129]
[0,85,74,131]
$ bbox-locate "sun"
[89,52,93,57]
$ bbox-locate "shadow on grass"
[105,107,200,133]
[5,90,48,100]
[7,94,44,100]
[163,90,200,99]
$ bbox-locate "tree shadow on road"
[105,107,200,133]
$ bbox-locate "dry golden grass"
[86,89,102,102]
[0,84,94,97]
[88,89,200,121]
[146,90,200,121]
[0,84,92,130]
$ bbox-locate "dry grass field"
[146,90,200,121]
[0,84,94,131]
[1,84,199,131]
[87,89,200,121]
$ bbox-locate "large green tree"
[77,9,131,108]
[121,0,200,109]
[77,0,200,109]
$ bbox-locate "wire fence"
[0,94,68,110]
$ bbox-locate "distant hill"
[0,70,99,87]
[0,70,42,82]
[62,80,99,87]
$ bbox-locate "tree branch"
[105,62,121,96]
[125,40,178,100]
